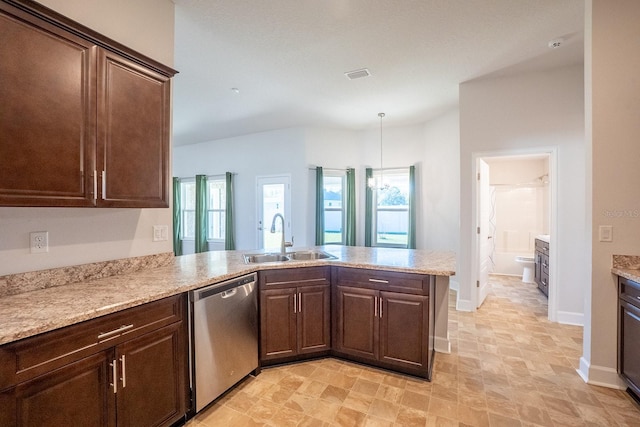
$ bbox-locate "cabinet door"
[334,286,378,361]
[297,284,331,355]
[621,301,640,395]
[97,49,170,208]
[115,322,186,427]
[0,4,97,207]
[379,292,429,371]
[0,352,114,427]
[260,288,297,361]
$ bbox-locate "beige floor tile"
[395,406,428,426]
[245,398,281,422]
[343,390,375,413]
[320,384,349,404]
[400,389,431,412]
[352,378,381,396]
[334,406,367,426]
[367,397,400,422]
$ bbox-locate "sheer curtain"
[315,167,324,245]
[364,168,373,247]
[225,172,236,250]
[195,174,208,253]
[172,177,182,256]
[408,165,417,249]
[345,168,356,246]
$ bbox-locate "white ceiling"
[172,0,584,146]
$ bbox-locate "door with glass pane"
[257,175,291,250]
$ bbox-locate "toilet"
[515,256,535,283]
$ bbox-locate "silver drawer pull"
[110,359,117,393]
[120,355,126,388]
[368,278,389,284]
[636,296,640,300]
[98,324,134,341]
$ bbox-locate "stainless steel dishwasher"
[190,273,258,412]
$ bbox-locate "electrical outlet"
[153,225,169,242]
[30,231,48,253]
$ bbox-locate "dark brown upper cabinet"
[0,0,176,208]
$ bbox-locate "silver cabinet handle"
[298,292,302,313]
[120,355,126,388]
[110,359,117,394]
[293,293,297,314]
[98,324,134,341]
[374,296,378,317]
[380,297,383,318]
[93,170,98,199]
[369,278,389,284]
[101,170,106,200]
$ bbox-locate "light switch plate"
[153,225,169,242]
[599,225,613,242]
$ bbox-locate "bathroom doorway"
[475,150,556,318]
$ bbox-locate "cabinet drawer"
[0,294,184,390]
[335,267,430,295]
[259,266,330,289]
[535,239,549,253]
[620,277,640,305]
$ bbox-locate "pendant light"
[368,112,385,189]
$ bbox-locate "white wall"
[0,0,175,277]
[459,65,586,325]
[422,109,460,256]
[173,128,308,251]
[580,0,640,388]
[174,118,461,253]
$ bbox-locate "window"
[206,177,226,241]
[323,172,345,244]
[180,179,195,240]
[179,176,226,242]
[371,169,410,248]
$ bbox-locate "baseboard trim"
[456,298,474,312]
[578,356,627,389]
[556,310,584,326]
[434,336,451,354]
[449,279,459,292]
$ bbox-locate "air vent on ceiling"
[344,68,371,80]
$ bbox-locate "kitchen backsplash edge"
[0,252,175,298]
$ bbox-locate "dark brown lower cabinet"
[115,323,185,427]
[333,267,434,379]
[259,267,331,363]
[0,295,188,427]
[3,352,113,427]
[379,291,430,370]
[619,277,640,400]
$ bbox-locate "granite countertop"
[612,254,640,283]
[0,246,456,346]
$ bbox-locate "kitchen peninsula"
[0,246,455,425]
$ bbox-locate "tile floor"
[186,275,640,426]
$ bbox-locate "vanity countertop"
[0,246,455,346]
[536,235,550,243]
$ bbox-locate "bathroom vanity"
[534,237,550,296]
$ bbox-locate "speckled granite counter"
[0,246,455,347]
[612,254,640,283]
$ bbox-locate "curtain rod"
[308,167,352,172]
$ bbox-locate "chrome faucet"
[270,213,292,254]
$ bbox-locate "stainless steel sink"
[243,250,336,264]
[287,250,336,261]
[243,253,290,264]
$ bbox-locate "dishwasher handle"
[193,273,256,301]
